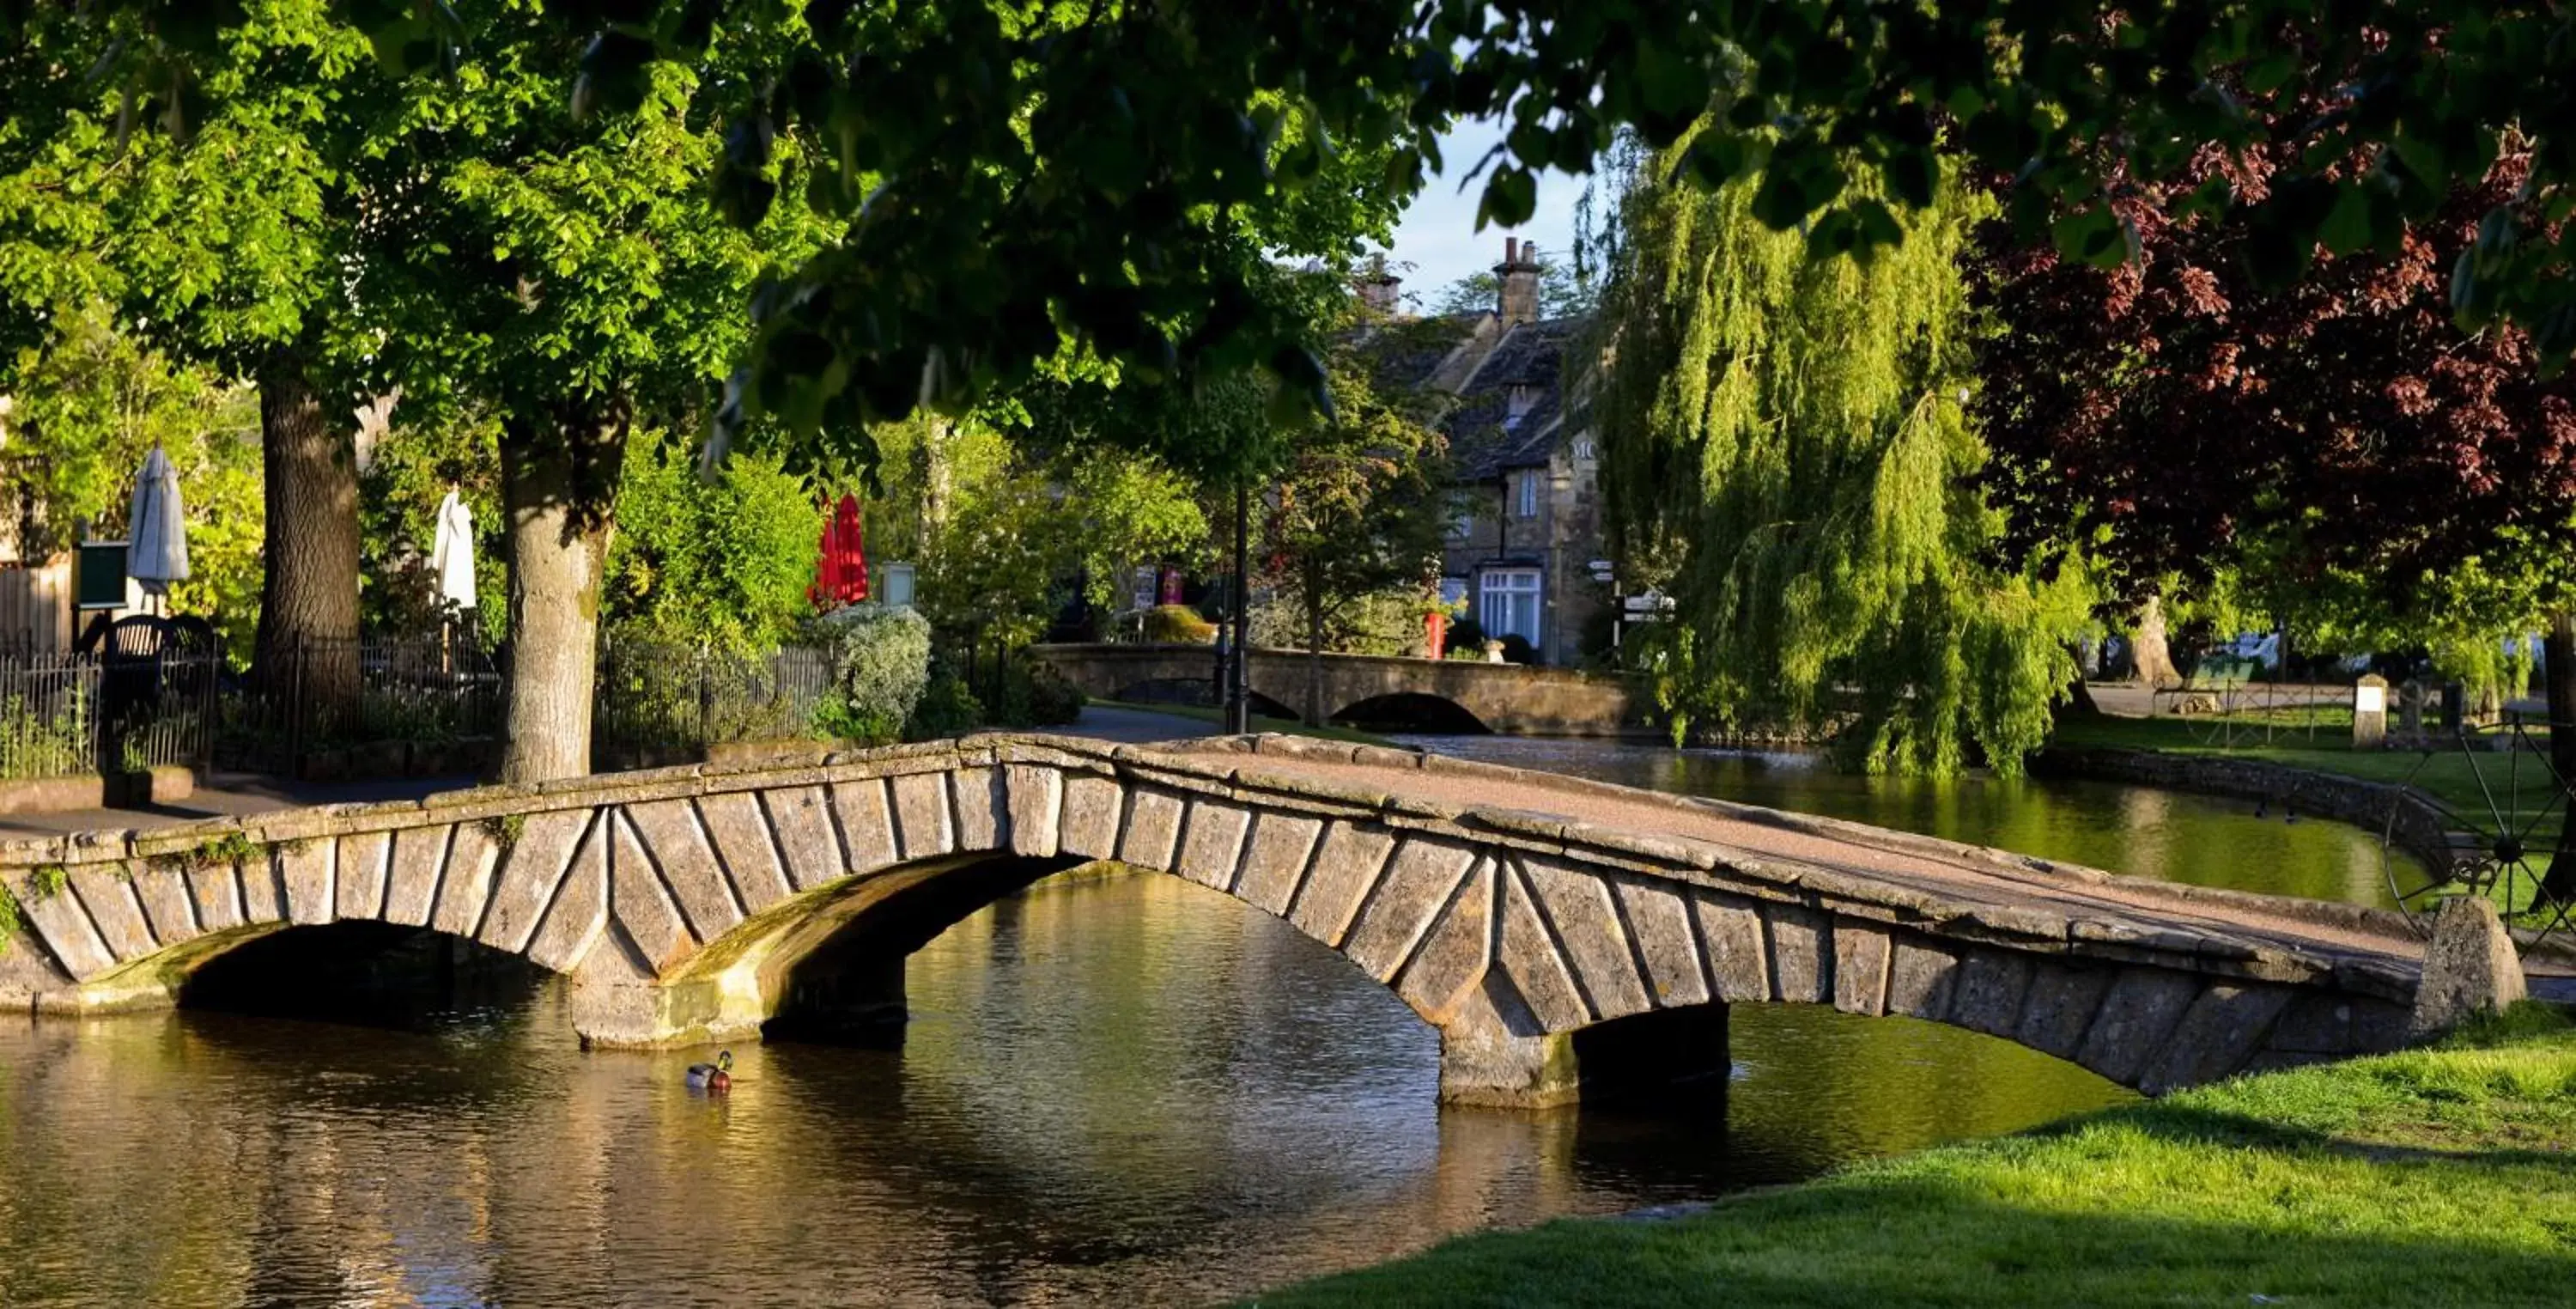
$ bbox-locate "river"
[0,734,2408,1306]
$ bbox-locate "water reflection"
[1396,735,2409,908]
[1,868,2132,1306]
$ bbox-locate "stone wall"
[1030,642,1655,736]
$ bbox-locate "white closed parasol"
[429,489,477,613]
[125,444,189,597]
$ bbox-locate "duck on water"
[686,1051,733,1092]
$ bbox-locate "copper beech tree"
[1972,138,2576,895]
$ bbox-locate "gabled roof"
[1440,315,1587,480]
[1343,306,1595,483]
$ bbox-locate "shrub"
[1498,634,1537,664]
[1013,660,1086,727]
[1143,604,1218,643]
[904,657,985,740]
[807,604,933,740]
[1445,616,1487,651]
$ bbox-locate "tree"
[0,303,264,659]
[343,5,839,781]
[1257,351,1455,724]
[1595,132,2094,775]
[605,429,823,652]
[0,3,388,711]
[1975,134,2576,890]
[46,0,2535,441]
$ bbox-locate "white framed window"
[1479,568,1542,645]
[1513,471,1540,518]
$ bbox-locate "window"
[1513,471,1540,518]
[1479,568,1542,646]
[1438,577,1468,609]
[1504,383,1540,429]
[1446,507,1475,541]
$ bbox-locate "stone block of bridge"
[2408,895,2526,1039]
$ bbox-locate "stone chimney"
[1356,266,1404,314]
[1496,236,1542,326]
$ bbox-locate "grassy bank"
[1253,1008,2576,1307]
[2050,711,2554,831]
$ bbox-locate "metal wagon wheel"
[2379,721,2576,953]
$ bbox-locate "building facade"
[1358,240,1608,667]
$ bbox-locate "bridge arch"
[0,735,2423,1105]
[1327,692,1491,734]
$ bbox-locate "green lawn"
[1250,1008,2576,1308]
[2050,711,2564,837]
[1092,698,1394,746]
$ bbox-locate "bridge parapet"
[1030,642,1656,736]
[1,733,2427,1105]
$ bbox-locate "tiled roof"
[1344,309,1595,483]
[1441,315,1587,481]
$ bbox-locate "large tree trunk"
[2132,594,2180,690]
[252,352,361,740]
[2541,612,2576,905]
[498,398,628,783]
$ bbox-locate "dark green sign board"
[76,541,128,610]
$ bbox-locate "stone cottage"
[1355,239,1607,667]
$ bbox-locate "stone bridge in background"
[0,734,2436,1105]
[1030,642,1653,736]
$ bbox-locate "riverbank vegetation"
[1255,1007,2576,1307]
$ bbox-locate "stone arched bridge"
[0,734,2432,1105]
[1030,642,1652,735]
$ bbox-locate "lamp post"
[1227,477,1251,733]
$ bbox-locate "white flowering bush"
[807,604,933,744]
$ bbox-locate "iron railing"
[218,631,504,774]
[0,655,98,781]
[3,632,839,782]
[594,640,835,766]
[0,650,217,781]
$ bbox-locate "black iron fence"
[2,632,840,783]
[218,632,505,775]
[0,650,217,782]
[594,639,835,767]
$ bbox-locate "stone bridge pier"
[3,734,2438,1108]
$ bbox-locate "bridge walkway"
[1178,742,2439,978]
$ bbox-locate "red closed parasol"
[810,493,869,609]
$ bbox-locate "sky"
[1374,117,1582,310]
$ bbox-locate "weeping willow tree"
[1595,138,2094,776]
